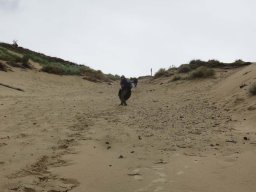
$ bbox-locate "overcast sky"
[0,0,255,77]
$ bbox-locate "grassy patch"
[0,47,21,62]
[82,70,110,82]
[249,83,256,95]
[154,68,169,78]
[106,74,120,81]
[178,64,191,73]
[41,62,81,75]
[0,43,114,81]
[188,66,215,79]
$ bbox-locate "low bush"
[188,66,215,79]
[189,59,206,69]
[0,47,21,62]
[178,64,191,73]
[207,59,222,67]
[106,74,120,81]
[21,55,31,68]
[154,68,169,78]
[233,59,251,66]
[41,63,81,75]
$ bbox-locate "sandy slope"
[0,65,256,192]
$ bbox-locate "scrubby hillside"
[154,59,252,81]
[0,42,119,82]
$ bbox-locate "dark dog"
[130,78,138,87]
[118,88,131,106]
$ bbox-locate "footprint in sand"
[129,168,143,181]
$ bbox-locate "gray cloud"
[0,0,256,77]
[0,0,20,11]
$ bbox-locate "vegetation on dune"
[41,62,81,75]
[178,64,191,73]
[154,68,170,78]
[0,46,21,62]
[249,83,256,96]
[188,66,215,79]
[187,59,251,69]
[106,73,120,81]
[0,42,117,82]
[0,47,32,69]
[153,59,251,79]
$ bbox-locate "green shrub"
[233,59,251,66]
[0,43,117,82]
[41,63,81,75]
[21,55,31,68]
[207,59,222,67]
[189,59,206,69]
[189,66,215,79]
[178,64,191,73]
[154,68,169,78]
[0,47,21,62]
[106,74,120,81]
[249,83,256,95]
[168,66,177,71]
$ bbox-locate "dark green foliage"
[154,68,169,78]
[189,66,215,79]
[233,59,251,66]
[207,59,222,67]
[187,59,250,69]
[41,62,81,75]
[106,74,120,81]
[0,47,20,62]
[249,83,256,95]
[189,59,206,69]
[21,55,31,68]
[178,64,191,73]
[168,66,177,71]
[0,42,115,82]
[188,59,223,68]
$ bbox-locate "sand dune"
[0,64,256,192]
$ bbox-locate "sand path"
[1,67,256,192]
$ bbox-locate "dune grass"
[188,66,215,79]
[154,68,170,78]
[0,43,114,81]
[0,47,21,62]
[178,64,191,73]
[41,62,82,75]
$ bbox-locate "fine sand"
[0,64,256,192]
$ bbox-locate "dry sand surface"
[0,65,256,192]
